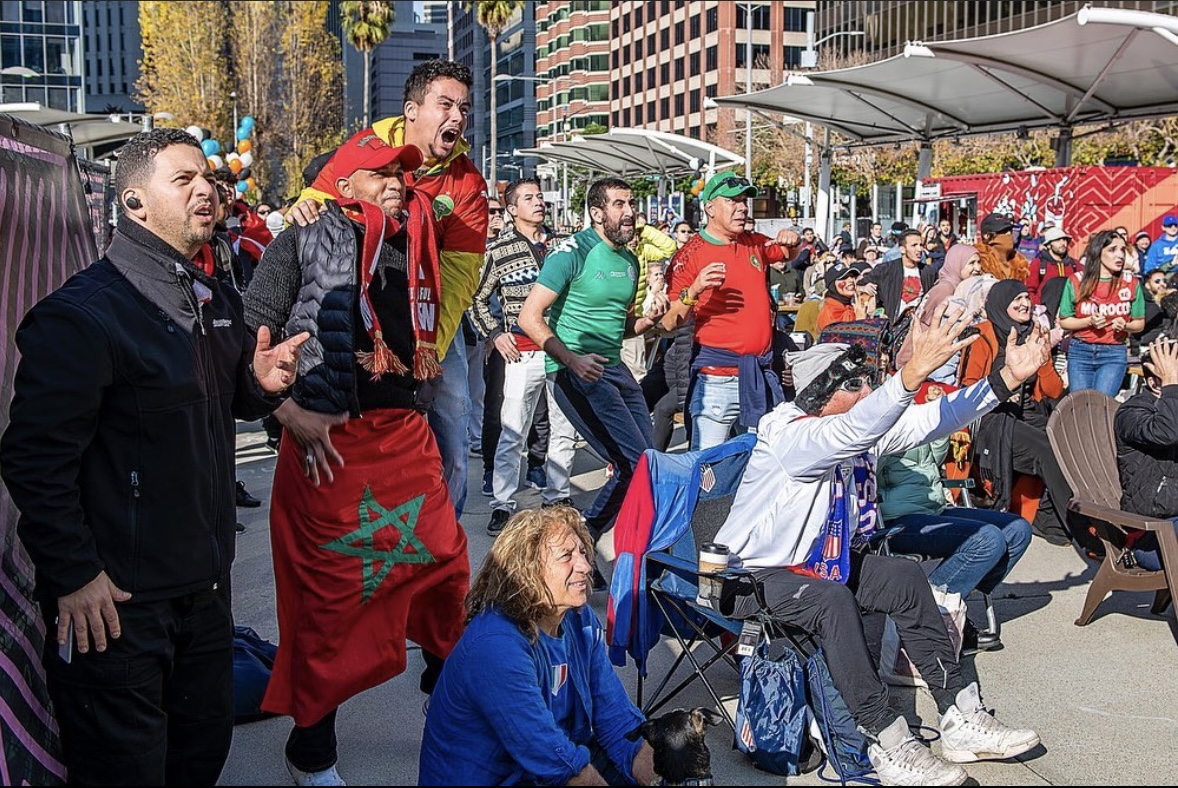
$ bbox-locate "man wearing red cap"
[244,129,470,787]
[291,59,489,518]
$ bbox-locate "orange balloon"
[228,159,243,174]
[246,177,257,191]
[207,158,217,170]
[237,139,253,154]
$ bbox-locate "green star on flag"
[320,487,435,603]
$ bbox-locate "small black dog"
[628,707,725,785]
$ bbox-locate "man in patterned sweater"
[471,178,579,535]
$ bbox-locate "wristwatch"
[679,287,698,306]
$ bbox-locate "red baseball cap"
[330,129,423,180]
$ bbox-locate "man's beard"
[602,215,635,246]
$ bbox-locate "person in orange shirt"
[959,280,1085,549]
[817,261,873,330]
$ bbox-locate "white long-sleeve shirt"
[715,373,1001,570]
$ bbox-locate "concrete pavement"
[220,423,1178,786]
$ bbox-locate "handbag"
[733,641,809,776]
[878,584,966,688]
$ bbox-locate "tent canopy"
[516,128,743,178]
[713,7,1178,146]
[0,103,145,148]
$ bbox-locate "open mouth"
[440,128,459,146]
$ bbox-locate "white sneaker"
[939,682,1040,763]
[867,716,967,786]
[286,759,347,786]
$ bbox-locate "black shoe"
[235,522,246,534]
[961,618,1002,655]
[265,436,281,452]
[487,508,511,536]
[236,481,261,508]
[541,498,574,510]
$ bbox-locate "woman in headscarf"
[959,280,1085,549]
[894,245,983,376]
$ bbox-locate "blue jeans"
[552,363,652,540]
[689,373,745,450]
[428,335,471,518]
[1067,339,1128,398]
[1133,517,1178,572]
[884,507,1033,597]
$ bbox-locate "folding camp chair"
[607,433,813,731]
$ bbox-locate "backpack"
[816,318,892,383]
[805,649,877,785]
[734,642,809,776]
[232,625,280,725]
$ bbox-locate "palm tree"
[341,1,394,128]
[464,0,521,189]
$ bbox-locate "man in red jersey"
[662,171,799,449]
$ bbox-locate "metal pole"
[744,2,753,181]
[803,120,812,221]
[562,162,569,231]
[231,91,238,134]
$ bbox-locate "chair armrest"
[645,551,749,582]
[645,552,768,610]
[1066,499,1173,532]
[942,478,975,489]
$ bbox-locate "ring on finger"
[304,450,315,472]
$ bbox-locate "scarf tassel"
[356,332,409,379]
[413,343,443,380]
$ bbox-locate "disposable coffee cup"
[696,542,730,608]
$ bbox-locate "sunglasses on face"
[839,376,870,393]
[488,208,504,216]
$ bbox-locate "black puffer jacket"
[244,203,418,416]
[0,221,276,603]
[1114,385,1178,518]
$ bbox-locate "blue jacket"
[418,605,644,786]
[1144,235,1178,274]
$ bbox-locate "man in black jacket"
[1114,331,1178,571]
[859,229,937,325]
[0,129,306,785]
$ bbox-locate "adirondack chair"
[1045,390,1178,626]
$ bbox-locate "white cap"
[786,343,850,394]
[1041,225,1071,244]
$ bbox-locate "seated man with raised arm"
[714,303,1046,786]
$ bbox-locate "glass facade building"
[0,0,84,111]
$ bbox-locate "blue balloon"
[236,127,250,141]
[235,180,249,193]
[241,115,255,130]
[200,138,221,156]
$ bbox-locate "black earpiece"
[124,195,142,210]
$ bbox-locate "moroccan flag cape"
[262,409,470,726]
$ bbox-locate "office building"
[534,0,612,144]
[455,1,539,182]
[82,0,141,113]
[344,0,446,129]
[0,0,85,111]
[816,1,1178,63]
[606,0,813,145]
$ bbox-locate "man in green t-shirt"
[518,178,669,589]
